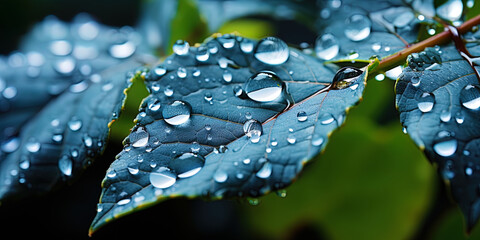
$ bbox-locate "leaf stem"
[372,14,480,74]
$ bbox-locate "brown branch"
[372,14,480,74]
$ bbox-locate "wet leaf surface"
[90,35,370,233]
[396,43,480,230]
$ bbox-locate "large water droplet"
[58,155,72,176]
[256,161,272,179]
[460,84,480,110]
[244,71,283,102]
[131,127,149,148]
[109,41,136,59]
[162,100,192,125]
[417,92,435,112]
[315,33,339,60]
[173,40,189,55]
[150,167,177,188]
[254,37,289,65]
[433,131,457,157]
[344,14,371,41]
[243,119,263,143]
[170,152,205,178]
[332,67,363,89]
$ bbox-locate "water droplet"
[214,170,228,183]
[296,111,308,122]
[173,40,189,55]
[433,131,457,157]
[49,40,72,56]
[244,71,283,102]
[117,198,131,206]
[442,160,455,179]
[195,46,209,62]
[312,135,324,146]
[107,169,117,178]
[315,33,339,60]
[193,69,201,77]
[332,67,363,89]
[162,100,192,125]
[465,167,473,176]
[218,35,236,49]
[427,25,436,35]
[58,155,72,176]
[19,158,30,169]
[276,189,287,198]
[319,113,335,125]
[26,140,41,153]
[240,40,254,53]
[150,167,177,188]
[344,14,371,41]
[411,76,420,87]
[147,98,161,112]
[455,111,464,124]
[233,86,243,97]
[460,84,480,110]
[248,198,259,205]
[436,0,463,21]
[223,70,232,82]
[204,124,211,131]
[177,67,187,78]
[254,37,289,65]
[78,20,99,40]
[440,110,451,122]
[393,11,415,28]
[131,127,149,148]
[170,152,205,178]
[371,42,382,52]
[287,135,296,144]
[243,119,263,143]
[417,92,435,112]
[127,163,139,175]
[204,92,213,103]
[53,57,76,75]
[467,0,474,8]
[375,74,385,81]
[83,134,93,148]
[109,41,136,59]
[163,85,174,97]
[256,161,272,178]
[243,158,251,165]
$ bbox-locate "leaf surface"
[90,35,370,233]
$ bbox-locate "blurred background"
[0,0,479,239]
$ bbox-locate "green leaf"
[0,14,155,202]
[395,43,480,230]
[89,35,370,234]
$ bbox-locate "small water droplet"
[243,119,263,143]
[256,161,272,179]
[19,158,30,169]
[147,98,161,112]
[417,92,435,112]
[411,76,421,87]
[222,70,233,83]
[460,84,480,110]
[150,167,177,188]
[131,127,149,148]
[53,57,76,75]
[297,111,308,122]
[170,152,205,178]
[332,67,363,89]
[276,189,287,198]
[162,100,192,125]
[443,160,455,179]
[344,14,371,41]
[312,135,324,146]
[433,131,457,157]
[315,33,339,60]
[58,155,72,176]
[465,167,473,176]
[195,46,209,62]
[243,158,251,165]
[109,41,136,59]
[214,170,228,183]
[375,74,385,81]
[287,135,296,144]
[26,140,41,153]
[240,40,254,53]
[83,134,93,148]
[319,113,335,125]
[254,37,289,65]
[173,40,189,55]
[107,170,117,178]
[177,67,187,78]
[127,163,139,175]
[218,34,236,49]
[455,111,464,124]
[163,85,174,97]
[204,92,213,103]
[117,198,131,206]
[244,71,283,102]
[440,110,451,122]
[49,40,72,56]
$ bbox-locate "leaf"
[89,35,370,234]
[395,43,480,230]
[0,14,155,202]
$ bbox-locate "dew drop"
[177,67,187,78]
[173,40,189,55]
[417,92,435,113]
[150,167,177,188]
[58,155,72,176]
[256,161,272,179]
[214,170,228,183]
[411,76,421,87]
[170,152,205,178]
[109,41,136,59]
[25,140,41,153]
[233,85,243,97]
[19,158,30,169]
[244,71,283,102]
[319,113,335,125]
[49,40,72,56]
[375,74,385,81]
[240,40,254,53]
[287,135,296,144]
[243,119,263,143]
[344,14,371,41]
[107,170,117,178]
[147,98,161,112]
[195,46,209,62]
[164,85,174,97]
[315,33,339,60]
[53,57,76,75]
[223,70,233,83]
[131,127,149,148]
[312,135,324,146]
[218,35,236,49]
[332,67,363,90]
[297,111,308,122]
[455,111,464,124]
[436,0,463,21]
[433,131,457,157]
[254,37,289,65]
[83,134,93,148]
[460,84,480,110]
[117,198,131,206]
[162,100,192,125]
[440,110,451,122]
[127,163,139,175]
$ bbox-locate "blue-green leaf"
[90,35,370,234]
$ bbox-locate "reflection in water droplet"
[256,161,272,179]
[344,14,371,41]
[254,37,289,65]
[170,152,205,178]
[163,85,174,97]
[417,92,435,112]
[433,131,457,157]
[233,85,243,97]
[244,71,283,102]
[460,84,480,110]
[243,119,263,143]
[315,33,339,60]
[214,170,228,183]
[131,127,149,148]
[59,155,72,176]
[107,170,117,178]
[162,101,192,125]
[148,98,161,112]
[173,40,189,55]
[411,76,420,87]
[150,167,177,188]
